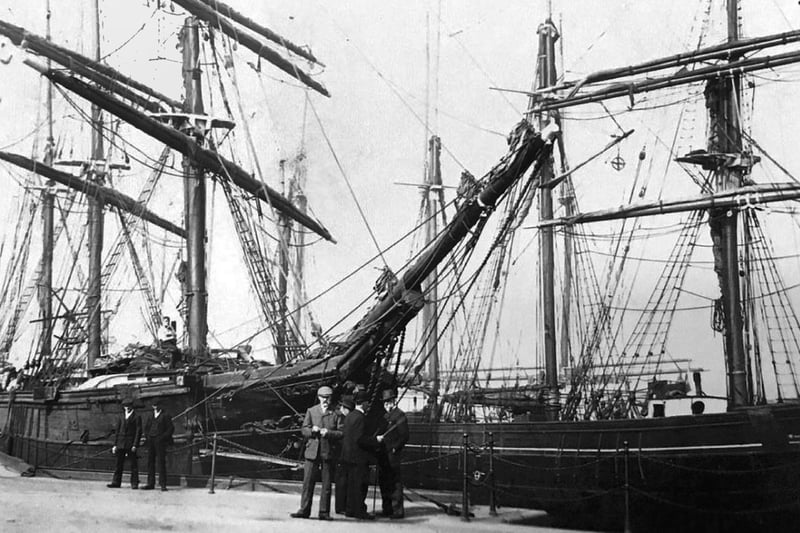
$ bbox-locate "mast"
[558,170,574,371]
[290,151,307,337]
[422,136,442,412]
[38,0,54,364]
[86,0,104,370]
[708,0,750,408]
[531,15,560,419]
[276,160,289,365]
[182,17,208,359]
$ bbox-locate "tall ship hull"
[405,404,800,530]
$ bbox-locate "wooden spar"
[182,17,208,358]
[533,28,800,97]
[533,19,559,418]
[170,0,329,97]
[535,183,800,228]
[422,136,442,411]
[717,0,749,408]
[21,59,334,242]
[0,19,180,111]
[86,0,103,370]
[193,0,322,66]
[0,151,186,238]
[533,49,800,112]
[335,121,557,380]
[39,0,54,361]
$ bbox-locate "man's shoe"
[380,510,392,518]
[355,513,375,520]
[140,485,155,490]
[106,483,120,488]
[289,512,310,519]
[389,514,405,520]
[131,485,138,490]
[318,514,333,521]
[160,487,168,492]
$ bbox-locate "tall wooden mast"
[422,135,442,411]
[182,17,208,358]
[276,160,289,365]
[707,0,751,408]
[38,0,55,363]
[86,0,104,370]
[531,15,560,419]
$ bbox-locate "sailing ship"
[0,0,348,482]
[1,1,800,531]
[395,2,800,532]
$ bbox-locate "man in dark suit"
[290,386,343,521]
[142,399,174,491]
[341,390,383,520]
[334,395,354,515]
[377,388,409,518]
[107,399,142,489]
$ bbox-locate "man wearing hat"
[142,399,174,491]
[377,388,409,518]
[341,390,384,520]
[290,385,343,520]
[107,399,142,489]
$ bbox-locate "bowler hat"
[121,399,134,408]
[355,390,371,404]
[151,399,162,408]
[340,395,355,410]
[317,385,333,397]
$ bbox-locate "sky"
[2,0,800,400]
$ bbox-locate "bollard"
[488,432,497,516]
[462,432,470,522]
[209,433,218,494]
[624,440,631,533]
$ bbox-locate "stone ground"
[0,452,597,533]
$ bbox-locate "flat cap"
[317,385,333,397]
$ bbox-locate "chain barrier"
[493,453,607,471]
[213,434,302,468]
[438,434,800,523]
[400,450,461,466]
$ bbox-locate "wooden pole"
[532,19,560,420]
[86,0,104,371]
[39,0,55,365]
[182,17,208,360]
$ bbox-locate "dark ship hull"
[404,403,800,531]
[0,380,201,482]
[3,372,800,531]
[0,358,336,483]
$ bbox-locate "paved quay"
[1,454,596,533]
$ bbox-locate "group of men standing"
[104,382,408,520]
[291,385,409,521]
[106,399,175,491]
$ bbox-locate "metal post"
[462,432,470,522]
[623,440,631,533]
[488,432,497,516]
[209,433,217,494]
